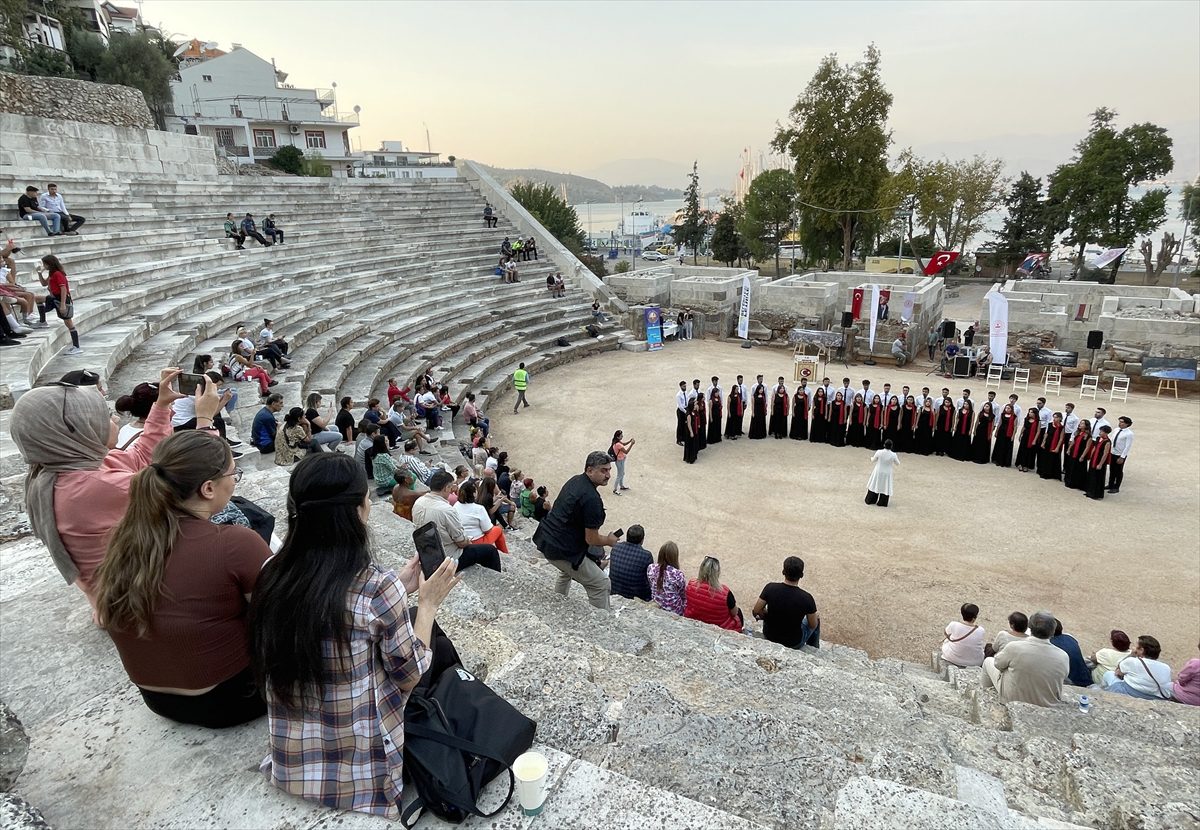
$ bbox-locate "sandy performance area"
[490,338,1200,666]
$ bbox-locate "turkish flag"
[851,287,864,319]
[923,251,959,276]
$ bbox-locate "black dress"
[865,404,883,450]
[992,414,1016,467]
[683,409,699,463]
[914,409,935,455]
[846,403,867,447]
[1085,439,1110,499]
[882,402,902,446]
[707,390,723,445]
[971,414,994,463]
[950,408,973,461]
[827,401,848,447]
[1038,424,1065,480]
[748,384,768,439]
[933,405,955,456]
[789,391,810,440]
[1063,433,1090,489]
[896,405,918,453]
[1014,416,1041,470]
[809,394,829,443]
[768,388,789,439]
[724,386,745,439]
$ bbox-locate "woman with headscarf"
[971,402,995,464]
[1038,412,1067,481]
[827,391,848,447]
[9,368,212,608]
[950,399,974,461]
[992,404,1018,467]
[913,399,936,456]
[808,388,828,443]
[789,383,810,441]
[1014,407,1041,472]
[1062,419,1092,490]
[846,393,867,447]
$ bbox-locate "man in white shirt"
[417,388,442,430]
[675,380,688,445]
[1091,407,1111,438]
[37,183,85,234]
[954,389,972,411]
[860,379,874,404]
[879,383,896,407]
[900,385,911,404]
[915,386,932,409]
[690,377,702,402]
[981,390,999,416]
[736,374,749,407]
[836,377,855,406]
[1107,416,1134,493]
[706,376,723,409]
[820,377,835,401]
[1062,402,1080,439]
[1035,397,1052,433]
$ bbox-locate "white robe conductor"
[866,449,899,496]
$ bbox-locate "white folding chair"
[1012,368,1030,392]
[985,365,1002,388]
[1044,369,1062,396]
[1079,374,1099,400]
[1109,375,1130,402]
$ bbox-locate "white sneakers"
[65,346,83,355]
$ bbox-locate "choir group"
[675,374,1134,500]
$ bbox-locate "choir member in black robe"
[865,395,884,450]
[991,404,1017,467]
[808,388,828,443]
[707,381,723,445]
[695,392,708,452]
[1038,413,1066,481]
[683,398,699,463]
[724,379,745,439]
[896,396,918,453]
[914,400,936,456]
[768,378,789,439]
[933,398,956,457]
[846,393,868,447]
[1085,426,1112,499]
[1014,408,1041,472]
[827,392,849,447]
[748,375,768,439]
[971,402,995,464]
[1063,420,1091,489]
[882,397,902,447]
[789,383,810,440]
[950,400,974,461]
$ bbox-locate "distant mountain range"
[476,163,684,204]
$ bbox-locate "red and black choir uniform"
[1038,421,1066,480]
[768,385,790,439]
[695,395,708,452]
[865,399,883,450]
[1063,429,1092,490]
[724,384,745,439]
[1014,410,1041,471]
[809,391,829,443]
[950,403,974,461]
[971,406,995,464]
[882,399,902,446]
[846,398,868,447]
[707,388,723,445]
[789,387,810,440]
[933,401,956,456]
[896,402,918,453]
[683,404,701,463]
[827,397,849,447]
[1085,434,1111,499]
[748,383,768,439]
[992,410,1018,467]
[914,405,936,455]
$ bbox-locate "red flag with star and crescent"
[923,251,959,276]
[851,287,864,319]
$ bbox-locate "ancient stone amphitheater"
[1,114,1198,830]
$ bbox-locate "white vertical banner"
[900,292,916,323]
[988,289,1009,365]
[737,275,752,339]
[868,284,880,351]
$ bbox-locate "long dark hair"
[41,254,65,274]
[250,453,370,710]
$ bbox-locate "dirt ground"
[491,338,1200,667]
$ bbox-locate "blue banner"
[645,306,663,352]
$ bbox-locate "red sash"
[853,403,866,425]
[1069,432,1088,459]
[833,401,847,425]
[813,395,826,417]
[774,390,789,416]
[729,387,744,416]
[1023,418,1040,448]
[1044,423,1064,452]
[1090,437,1110,467]
[956,410,972,435]
[938,407,954,432]
[977,414,994,439]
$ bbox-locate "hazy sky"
[143,0,1199,189]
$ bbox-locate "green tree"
[991,172,1051,266]
[21,46,74,78]
[268,145,305,175]
[97,32,175,128]
[1045,107,1174,283]
[613,260,632,274]
[773,44,893,270]
[872,232,934,259]
[710,210,740,266]
[672,162,704,264]
[1180,177,1200,254]
[743,168,796,276]
[509,181,586,250]
[66,28,105,81]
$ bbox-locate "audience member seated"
[95,430,269,727]
[258,319,289,356]
[396,440,433,486]
[241,212,271,246]
[238,325,289,370]
[172,371,243,458]
[392,403,435,453]
[17,185,61,235]
[438,384,460,420]
[223,213,246,249]
[532,485,551,521]
[1101,635,1174,701]
[10,368,198,607]
[304,393,345,451]
[227,339,276,397]
[507,471,526,506]
[1051,618,1094,687]
[335,396,357,443]
[250,453,460,819]
[988,611,1029,656]
[1174,643,1200,706]
[251,394,284,454]
[412,470,502,571]
[608,524,653,602]
[500,236,512,257]
[366,435,400,496]
[647,541,686,615]
[980,610,1068,707]
[518,477,536,517]
[387,377,411,408]
[114,382,159,450]
[1,239,46,329]
[940,602,985,667]
[591,301,606,322]
[684,556,744,632]
[354,421,380,474]
[390,470,423,521]
[553,272,566,297]
[193,354,239,417]
[454,481,509,553]
[753,556,820,650]
[525,236,538,260]
[275,407,314,466]
[38,183,84,234]
[483,202,496,227]
[1087,629,1131,687]
[479,474,519,530]
[416,386,442,431]
[503,258,519,284]
[263,214,284,245]
[364,398,402,448]
[463,392,489,438]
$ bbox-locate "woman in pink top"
[9,368,220,606]
[609,429,636,495]
[1175,643,1200,706]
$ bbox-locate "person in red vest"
[684,556,743,631]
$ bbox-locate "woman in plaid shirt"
[251,453,460,818]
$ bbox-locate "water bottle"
[1078,694,1090,714]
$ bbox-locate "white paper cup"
[513,751,548,816]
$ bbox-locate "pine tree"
[672,162,705,264]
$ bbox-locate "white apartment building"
[165,45,358,171]
[351,140,456,180]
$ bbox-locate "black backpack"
[401,664,537,826]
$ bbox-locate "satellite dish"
[202,41,219,52]
[353,105,361,114]
[172,43,188,58]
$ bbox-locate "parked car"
[641,250,669,261]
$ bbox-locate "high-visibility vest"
[513,369,528,390]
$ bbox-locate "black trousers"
[247,229,270,246]
[175,415,228,440]
[257,343,286,368]
[676,409,687,443]
[379,420,402,447]
[226,230,246,247]
[138,665,265,728]
[459,544,501,572]
[1107,459,1125,491]
[54,212,85,232]
[266,229,284,244]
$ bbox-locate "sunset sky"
[142,0,1200,189]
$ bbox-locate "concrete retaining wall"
[0,71,153,128]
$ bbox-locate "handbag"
[1134,656,1172,700]
[229,495,275,544]
[401,664,536,827]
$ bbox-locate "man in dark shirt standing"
[532,451,620,609]
[752,556,820,649]
[608,524,652,601]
